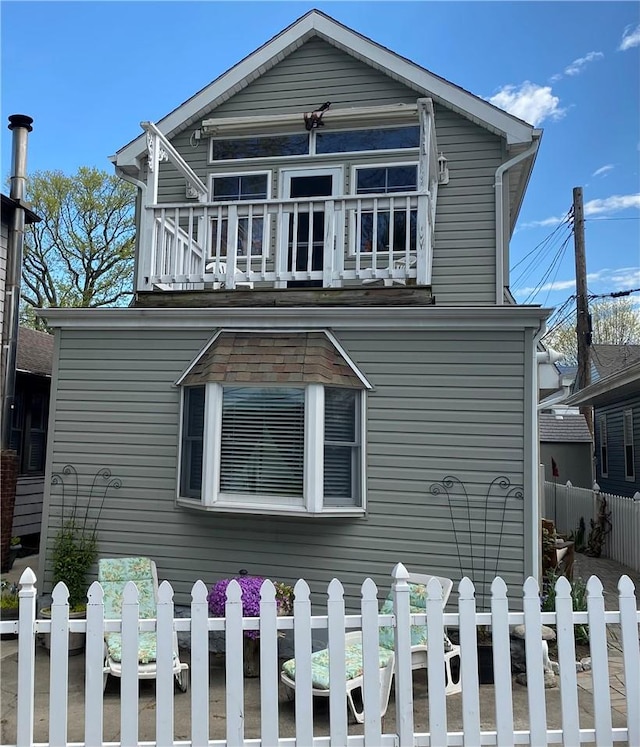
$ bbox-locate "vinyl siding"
[154,38,503,305]
[42,325,528,611]
[12,476,44,536]
[595,397,640,497]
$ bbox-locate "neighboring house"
[9,327,53,542]
[539,409,593,488]
[569,345,640,497]
[0,194,39,342]
[38,10,550,608]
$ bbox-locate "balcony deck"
[133,285,435,309]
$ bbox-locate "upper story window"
[176,331,370,516]
[211,134,309,161]
[315,126,420,154]
[353,165,418,254]
[210,125,420,162]
[209,172,270,257]
[211,173,269,201]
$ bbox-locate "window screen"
[181,386,205,498]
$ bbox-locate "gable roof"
[539,412,592,443]
[591,343,640,381]
[16,326,54,376]
[567,358,640,407]
[113,9,536,173]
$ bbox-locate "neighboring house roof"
[16,326,54,376]
[112,10,539,225]
[567,359,640,408]
[539,412,592,443]
[591,344,640,382]
[1,193,41,225]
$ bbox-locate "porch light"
[438,152,450,184]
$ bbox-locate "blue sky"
[2,1,639,314]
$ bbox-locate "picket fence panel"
[543,481,640,573]
[1,563,639,746]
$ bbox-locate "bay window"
[179,383,364,514]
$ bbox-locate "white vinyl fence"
[544,480,640,572]
[1,563,639,747]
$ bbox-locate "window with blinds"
[624,409,635,480]
[220,387,305,497]
[179,382,364,513]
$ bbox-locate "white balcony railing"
[141,192,433,291]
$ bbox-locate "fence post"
[633,493,640,572]
[392,562,414,747]
[16,567,36,747]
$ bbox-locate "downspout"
[1,115,33,450]
[494,136,540,305]
[115,166,146,302]
[526,318,547,582]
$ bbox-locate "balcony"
[140,192,433,292]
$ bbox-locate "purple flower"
[208,575,293,639]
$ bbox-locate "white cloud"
[584,194,640,215]
[488,82,565,126]
[564,51,604,76]
[519,215,567,229]
[514,268,640,299]
[619,24,640,51]
[520,193,640,230]
[592,164,614,177]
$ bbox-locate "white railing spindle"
[190,580,210,745]
[120,581,140,747]
[259,580,279,747]
[392,562,414,747]
[225,579,245,747]
[555,576,580,745]
[361,577,382,745]
[16,568,37,747]
[425,576,447,745]
[490,577,514,746]
[48,583,69,747]
[293,578,314,747]
[458,577,481,745]
[156,581,175,747]
[327,578,348,746]
[618,575,640,745]
[85,581,105,746]
[587,576,613,746]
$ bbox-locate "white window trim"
[349,161,419,258]
[177,382,366,517]
[624,409,635,482]
[599,415,608,479]
[208,170,272,202]
[208,124,420,165]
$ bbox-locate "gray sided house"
[39,11,550,609]
[539,411,593,489]
[10,327,52,542]
[569,345,640,497]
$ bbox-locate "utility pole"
[573,186,593,434]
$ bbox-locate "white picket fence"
[1,563,639,746]
[544,480,640,572]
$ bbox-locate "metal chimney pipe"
[1,114,34,450]
[8,114,33,202]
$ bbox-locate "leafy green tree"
[544,297,640,364]
[21,167,135,328]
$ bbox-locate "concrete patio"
[1,553,637,744]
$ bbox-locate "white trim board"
[112,10,534,171]
[39,305,551,331]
